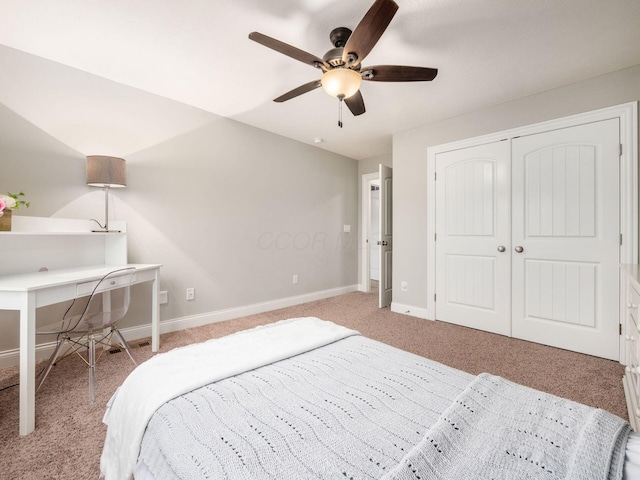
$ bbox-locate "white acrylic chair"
[36,268,138,403]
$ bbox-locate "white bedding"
[626,434,640,479]
[132,432,640,480]
[101,317,636,480]
[133,433,640,480]
[135,334,474,479]
[382,372,629,479]
[100,317,358,480]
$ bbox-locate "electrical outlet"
[293,274,299,285]
[186,287,195,301]
[159,291,168,304]
[401,281,408,292]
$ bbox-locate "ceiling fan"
[249,0,438,126]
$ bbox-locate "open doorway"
[369,181,381,293]
[361,172,379,294]
[361,165,392,307]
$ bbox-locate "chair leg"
[88,335,96,404]
[112,328,138,366]
[37,338,67,391]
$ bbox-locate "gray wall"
[392,64,640,313]
[358,153,392,178]
[0,67,358,353]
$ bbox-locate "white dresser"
[623,264,640,431]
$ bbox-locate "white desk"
[0,263,161,436]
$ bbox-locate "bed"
[100,317,640,480]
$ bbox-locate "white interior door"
[379,165,392,308]
[434,141,511,335]
[511,119,620,360]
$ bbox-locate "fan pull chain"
[338,95,344,128]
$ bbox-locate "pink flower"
[0,197,5,217]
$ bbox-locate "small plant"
[0,191,30,217]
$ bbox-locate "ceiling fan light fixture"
[250,0,437,120]
[320,68,362,99]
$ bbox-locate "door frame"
[426,102,638,361]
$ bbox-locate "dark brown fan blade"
[342,0,399,67]
[361,65,438,82]
[249,32,328,70]
[274,80,322,103]
[345,90,366,116]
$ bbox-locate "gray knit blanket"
[138,335,473,479]
[137,336,630,480]
[382,373,631,480]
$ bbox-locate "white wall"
[0,49,359,355]
[392,64,640,315]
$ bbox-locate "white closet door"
[435,141,511,336]
[511,119,620,360]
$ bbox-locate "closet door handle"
[514,246,524,253]
[497,246,506,252]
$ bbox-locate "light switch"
[343,225,351,233]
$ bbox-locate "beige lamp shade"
[86,156,126,188]
[320,68,362,99]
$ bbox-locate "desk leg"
[19,292,36,436]
[151,269,159,352]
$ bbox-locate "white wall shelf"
[0,216,127,276]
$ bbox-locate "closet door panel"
[434,141,511,336]
[512,119,620,360]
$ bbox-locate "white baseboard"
[0,284,359,369]
[0,342,62,370]
[391,302,432,320]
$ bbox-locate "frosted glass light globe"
[320,68,362,99]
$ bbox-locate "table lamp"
[86,155,126,233]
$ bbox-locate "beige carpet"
[0,288,628,479]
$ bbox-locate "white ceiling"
[1,0,639,160]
